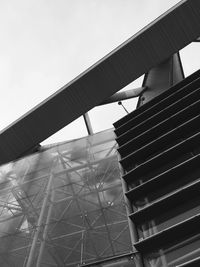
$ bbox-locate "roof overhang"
[0,0,200,165]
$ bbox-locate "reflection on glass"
[137,196,200,239]
[0,129,132,267]
[144,233,200,267]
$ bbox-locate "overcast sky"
[0,0,199,145]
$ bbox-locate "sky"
[0,0,199,145]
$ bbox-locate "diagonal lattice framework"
[0,129,133,267]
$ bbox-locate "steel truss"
[0,130,133,267]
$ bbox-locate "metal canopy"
[0,0,200,165]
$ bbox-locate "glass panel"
[136,193,200,239]
[128,151,196,190]
[134,172,200,211]
[144,233,200,267]
[0,129,132,267]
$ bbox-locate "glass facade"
[137,194,200,239]
[0,129,133,267]
[144,233,200,267]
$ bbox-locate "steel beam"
[79,252,134,267]
[26,172,54,267]
[99,87,146,105]
[83,113,93,135]
[0,0,200,165]
[36,190,56,267]
[137,52,184,107]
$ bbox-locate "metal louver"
[114,69,200,266]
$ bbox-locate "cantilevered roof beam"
[0,0,200,165]
[99,87,146,105]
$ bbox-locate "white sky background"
[0,0,199,145]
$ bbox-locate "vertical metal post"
[83,112,93,135]
[117,154,144,267]
[80,231,84,265]
[121,178,138,244]
[121,178,144,267]
[36,190,55,267]
[26,172,54,267]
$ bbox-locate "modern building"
[0,0,200,266]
